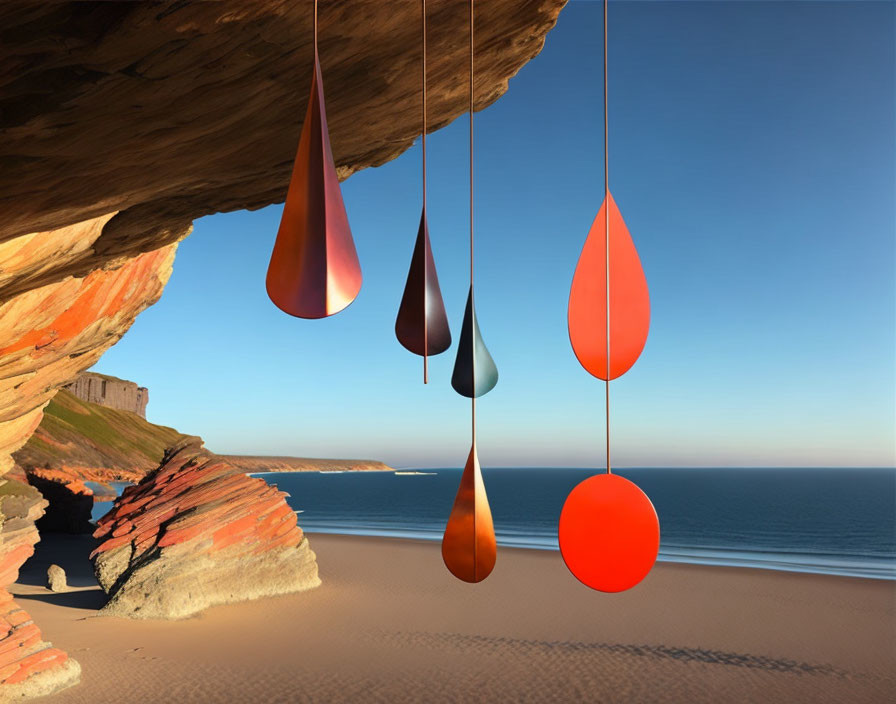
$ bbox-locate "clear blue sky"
[93,1,895,468]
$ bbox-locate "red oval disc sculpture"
[266,49,362,319]
[568,193,649,380]
[559,473,659,593]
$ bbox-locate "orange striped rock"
[92,443,320,619]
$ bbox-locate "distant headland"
[14,371,392,477]
[222,456,394,473]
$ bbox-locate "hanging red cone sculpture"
[442,445,496,583]
[396,208,452,357]
[559,0,658,593]
[266,12,361,319]
[568,193,649,380]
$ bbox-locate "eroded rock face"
[0,3,564,694]
[0,1,565,481]
[0,1,565,257]
[0,219,177,697]
[91,444,320,620]
[0,215,180,479]
[0,475,80,698]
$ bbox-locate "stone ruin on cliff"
[64,372,149,419]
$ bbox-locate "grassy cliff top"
[13,389,196,474]
[14,388,391,477]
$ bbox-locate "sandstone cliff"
[0,476,80,699]
[92,444,320,620]
[0,0,564,485]
[0,226,179,481]
[0,2,565,697]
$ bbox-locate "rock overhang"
[0,0,567,255]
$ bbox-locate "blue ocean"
[250,467,895,580]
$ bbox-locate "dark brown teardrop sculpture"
[395,207,452,357]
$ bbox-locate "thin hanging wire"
[603,0,611,475]
[422,0,429,384]
[469,0,477,449]
[313,0,318,58]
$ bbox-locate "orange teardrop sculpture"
[568,192,649,379]
[441,445,496,583]
[559,473,659,593]
[266,50,362,319]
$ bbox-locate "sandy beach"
[11,533,894,704]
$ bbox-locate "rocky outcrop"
[91,444,319,620]
[64,373,148,419]
[0,475,80,698]
[0,220,178,481]
[0,226,174,697]
[46,565,67,593]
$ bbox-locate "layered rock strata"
[0,475,80,699]
[0,215,180,480]
[91,444,319,620]
[0,217,178,699]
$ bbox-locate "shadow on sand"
[15,532,108,611]
[14,587,107,612]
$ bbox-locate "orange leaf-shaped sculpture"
[441,445,496,583]
[568,192,649,379]
[266,49,362,319]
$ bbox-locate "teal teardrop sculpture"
[451,287,498,398]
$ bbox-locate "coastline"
[276,527,896,581]
[248,467,896,582]
[12,533,894,703]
